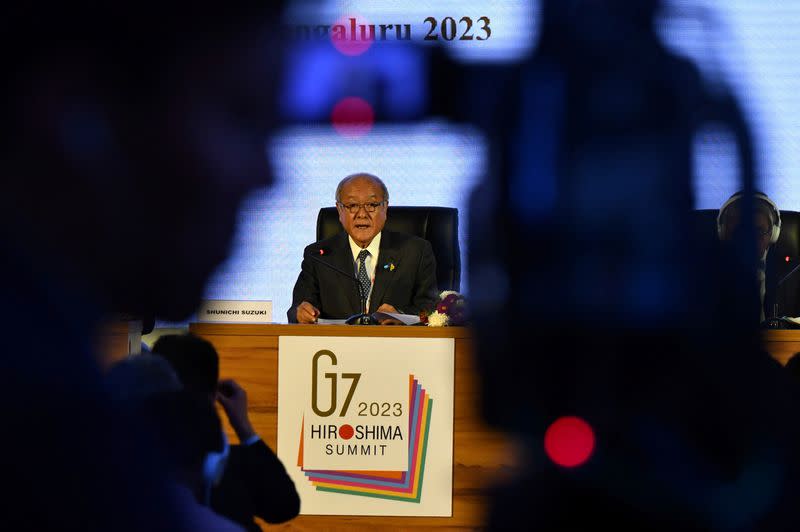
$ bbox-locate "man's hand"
[296,301,320,324]
[376,303,403,325]
[216,379,257,443]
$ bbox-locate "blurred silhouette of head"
[152,333,219,399]
[717,192,780,260]
[104,354,183,403]
[1,5,287,321]
[539,0,663,57]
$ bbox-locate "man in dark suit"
[717,191,800,321]
[288,173,438,323]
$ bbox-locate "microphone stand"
[347,292,378,325]
[776,261,800,290]
[305,250,377,325]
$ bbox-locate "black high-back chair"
[692,209,800,261]
[316,206,461,292]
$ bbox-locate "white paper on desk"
[371,311,421,325]
[785,316,800,325]
[316,318,347,325]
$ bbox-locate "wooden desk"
[189,323,518,530]
[764,330,800,365]
[94,319,142,370]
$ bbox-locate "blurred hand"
[376,303,403,325]
[216,379,256,442]
[297,301,320,324]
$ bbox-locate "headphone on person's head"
[202,430,229,504]
[717,191,781,244]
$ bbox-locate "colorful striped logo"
[297,375,433,502]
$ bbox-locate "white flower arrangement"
[426,310,450,327]
[420,291,467,326]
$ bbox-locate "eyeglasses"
[337,201,385,214]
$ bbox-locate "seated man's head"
[335,173,389,248]
[151,333,219,402]
[717,192,781,259]
[104,354,183,403]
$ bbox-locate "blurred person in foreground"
[139,392,243,532]
[104,353,183,403]
[105,356,242,530]
[152,333,300,530]
[463,0,800,529]
[0,4,287,530]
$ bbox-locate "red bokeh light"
[544,416,595,468]
[331,14,374,57]
[331,97,374,138]
[786,256,791,263]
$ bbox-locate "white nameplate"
[197,300,273,323]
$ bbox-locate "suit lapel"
[369,232,398,313]
[330,232,362,314]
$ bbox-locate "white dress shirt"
[348,232,382,311]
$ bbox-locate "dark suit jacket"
[287,230,438,322]
[765,249,800,319]
[211,440,300,530]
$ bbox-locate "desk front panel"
[190,323,518,530]
[764,330,800,365]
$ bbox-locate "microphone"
[762,256,800,329]
[304,246,377,325]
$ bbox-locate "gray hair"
[335,173,389,203]
[720,197,776,229]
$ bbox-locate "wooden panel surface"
[190,323,517,530]
[763,330,800,365]
[95,320,135,370]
